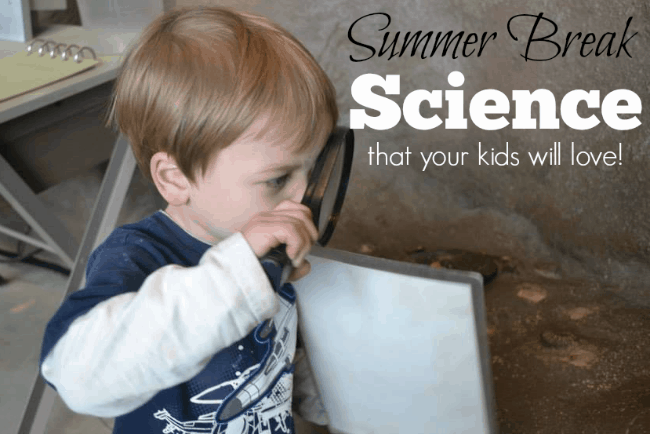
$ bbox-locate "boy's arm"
[41,232,278,418]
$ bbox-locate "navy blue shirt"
[40,212,298,433]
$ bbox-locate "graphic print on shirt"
[152,291,297,434]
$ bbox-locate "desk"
[0,25,140,434]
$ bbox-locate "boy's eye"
[265,174,290,191]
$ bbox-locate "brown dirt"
[485,271,650,434]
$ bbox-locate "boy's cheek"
[259,195,286,213]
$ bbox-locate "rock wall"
[175,0,649,288]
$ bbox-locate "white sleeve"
[41,232,279,418]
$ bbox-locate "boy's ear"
[150,152,191,206]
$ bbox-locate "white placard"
[0,0,32,42]
[76,0,163,30]
[30,0,66,11]
[293,247,497,434]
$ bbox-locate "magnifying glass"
[261,127,354,289]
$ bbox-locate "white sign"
[0,0,32,42]
[294,246,497,433]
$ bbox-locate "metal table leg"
[16,134,137,434]
[0,157,78,267]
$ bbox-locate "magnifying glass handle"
[260,245,293,290]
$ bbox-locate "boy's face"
[172,117,324,244]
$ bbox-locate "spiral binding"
[25,39,97,64]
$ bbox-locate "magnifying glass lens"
[319,146,345,236]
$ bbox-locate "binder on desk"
[0,39,102,103]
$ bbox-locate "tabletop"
[0,25,139,124]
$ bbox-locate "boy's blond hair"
[107,6,338,183]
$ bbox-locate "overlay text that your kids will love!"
[368,142,624,170]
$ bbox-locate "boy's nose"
[290,172,309,203]
[291,182,307,203]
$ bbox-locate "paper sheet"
[0,50,100,102]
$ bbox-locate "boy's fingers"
[288,259,311,282]
[273,201,318,241]
[241,200,319,260]
[259,210,318,247]
[274,226,311,266]
[247,219,310,264]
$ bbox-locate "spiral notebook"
[0,39,102,103]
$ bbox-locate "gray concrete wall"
[182,0,649,287]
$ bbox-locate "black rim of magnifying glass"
[301,127,354,247]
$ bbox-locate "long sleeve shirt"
[40,211,300,434]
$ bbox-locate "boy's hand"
[241,200,319,281]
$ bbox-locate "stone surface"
[174,0,650,298]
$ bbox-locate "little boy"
[39,6,338,434]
